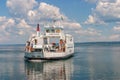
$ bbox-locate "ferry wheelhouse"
[25,24,74,60]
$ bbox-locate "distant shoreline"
[0,41,120,46]
[77,41,120,44]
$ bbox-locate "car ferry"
[24,23,74,61]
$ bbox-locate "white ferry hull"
[24,52,74,60]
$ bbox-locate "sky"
[0,0,120,44]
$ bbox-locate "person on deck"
[34,39,37,45]
[28,41,34,52]
[59,39,65,52]
[25,41,30,51]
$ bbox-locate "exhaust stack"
[36,24,40,36]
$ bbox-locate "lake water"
[0,42,120,80]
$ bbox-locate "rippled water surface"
[0,42,120,80]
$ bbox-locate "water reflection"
[25,58,73,80]
[74,46,120,80]
[86,46,120,80]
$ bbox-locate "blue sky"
[0,0,120,44]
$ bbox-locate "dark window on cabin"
[44,38,48,44]
[46,29,49,33]
[34,49,42,52]
[51,29,55,33]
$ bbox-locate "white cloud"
[113,26,120,31]
[17,19,31,28]
[39,2,61,19]
[84,14,106,25]
[84,15,96,24]
[96,0,120,19]
[6,1,72,26]
[0,1,83,43]
[38,2,68,22]
[0,16,33,37]
[109,34,120,40]
[28,10,36,17]
[85,0,120,24]
[75,28,101,36]
[18,31,24,35]
[0,16,15,42]
[6,0,37,18]
[63,22,81,29]
[0,16,15,35]
[86,0,115,3]
[0,16,34,43]
[25,2,68,25]
[26,2,81,32]
[0,16,6,22]
[1,0,120,43]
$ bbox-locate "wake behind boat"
[24,23,74,61]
